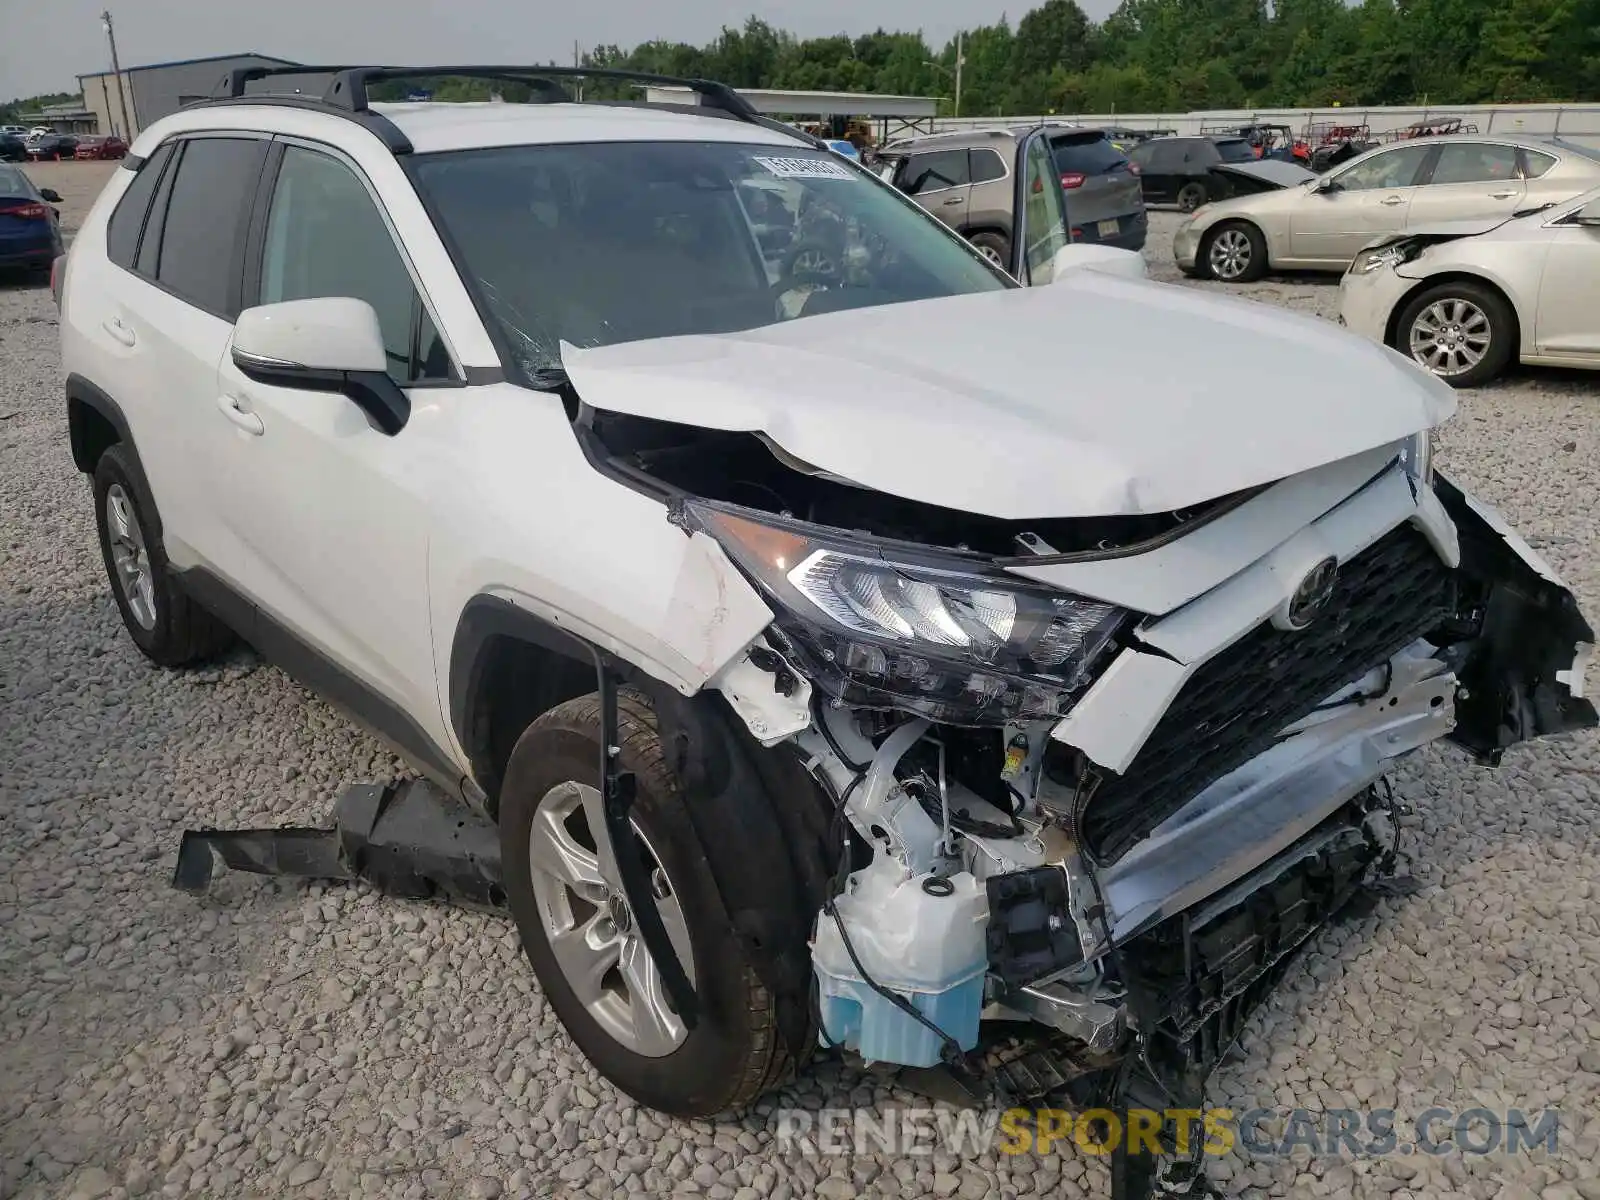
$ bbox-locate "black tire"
[499,691,800,1117]
[968,231,1011,268]
[1177,182,1208,212]
[1200,220,1269,283]
[92,444,233,667]
[1392,281,1515,389]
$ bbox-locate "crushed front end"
[685,439,1594,1197]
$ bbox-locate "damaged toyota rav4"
[59,67,1595,1197]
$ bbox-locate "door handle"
[216,394,264,436]
[1379,195,1405,206]
[1489,190,1518,199]
[101,318,136,347]
[942,196,965,206]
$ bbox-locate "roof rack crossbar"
[200,63,816,154]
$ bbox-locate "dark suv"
[1044,126,1147,250]
[1129,136,1258,211]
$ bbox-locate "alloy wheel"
[526,781,694,1058]
[1208,229,1253,280]
[977,244,1004,266]
[105,483,157,630]
[1408,298,1490,377]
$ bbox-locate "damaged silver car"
[82,66,1595,1200]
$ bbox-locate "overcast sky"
[2,0,1125,102]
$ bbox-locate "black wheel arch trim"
[450,593,834,1061]
[66,374,164,543]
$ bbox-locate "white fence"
[891,103,1600,149]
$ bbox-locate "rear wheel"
[1201,221,1268,282]
[1177,182,1208,212]
[92,444,233,666]
[968,231,1011,268]
[1394,281,1514,388]
[498,692,801,1117]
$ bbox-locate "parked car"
[1339,184,1600,386]
[0,124,29,138]
[876,126,1075,274]
[1174,135,1600,282]
[0,133,28,163]
[0,163,64,277]
[27,133,79,161]
[74,134,129,161]
[1127,135,1257,210]
[1043,125,1148,250]
[57,68,1595,1190]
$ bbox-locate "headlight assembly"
[1350,242,1412,276]
[683,501,1128,725]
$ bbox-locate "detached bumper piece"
[171,779,506,910]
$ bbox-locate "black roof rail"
[198,64,816,155]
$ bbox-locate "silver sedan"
[1174,135,1600,282]
[1337,185,1600,387]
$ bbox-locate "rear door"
[1288,143,1433,262]
[87,135,270,566]
[1404,142,1526,228]
[893,149,972,230]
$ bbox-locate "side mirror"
[230,297,409,436]
[39,188,61,203]
[1573,199,1600,226]
[1311,176,1339,194]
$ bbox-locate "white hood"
[563,274,1456,519]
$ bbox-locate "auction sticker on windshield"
[756,156,854,180]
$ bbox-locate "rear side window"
[1429,143,1519,185]
[153,137,265,317]
[1052,134,1127,175]
[1521,149,1558,179]
[1214,140,1255,163]
[898,150,970,195]
[105,143,174,269]
[969,148,1007,183]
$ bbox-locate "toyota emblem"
[1285,557,1339,629]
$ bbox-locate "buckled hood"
[563,273,1456,519]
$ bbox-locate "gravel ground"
[2,178,1599,1200]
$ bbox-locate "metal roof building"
[77,52,313,140]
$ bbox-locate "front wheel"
[498,692,801,1117]
[1394,282,1514,388]
[1201,221,1268,282]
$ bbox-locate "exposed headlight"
[1400,428,1433,483]
[1350,243,1410,275]
[683,501,1127,725]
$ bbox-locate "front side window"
[897,150,970,195]
[259,145,449,383]
[154,137,264,316]
[1335,146,1432,192]
[408,141,1011,385]
[1429,143,1519,185]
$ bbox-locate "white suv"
[57,66,1594,1164]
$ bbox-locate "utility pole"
[954,31,964,119]
[101,10,133,139]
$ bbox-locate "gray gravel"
[3,206,1599,1200]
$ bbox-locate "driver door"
[1289,144,1434,263]
[204,139,457,732]
[1014,131,1070,284]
